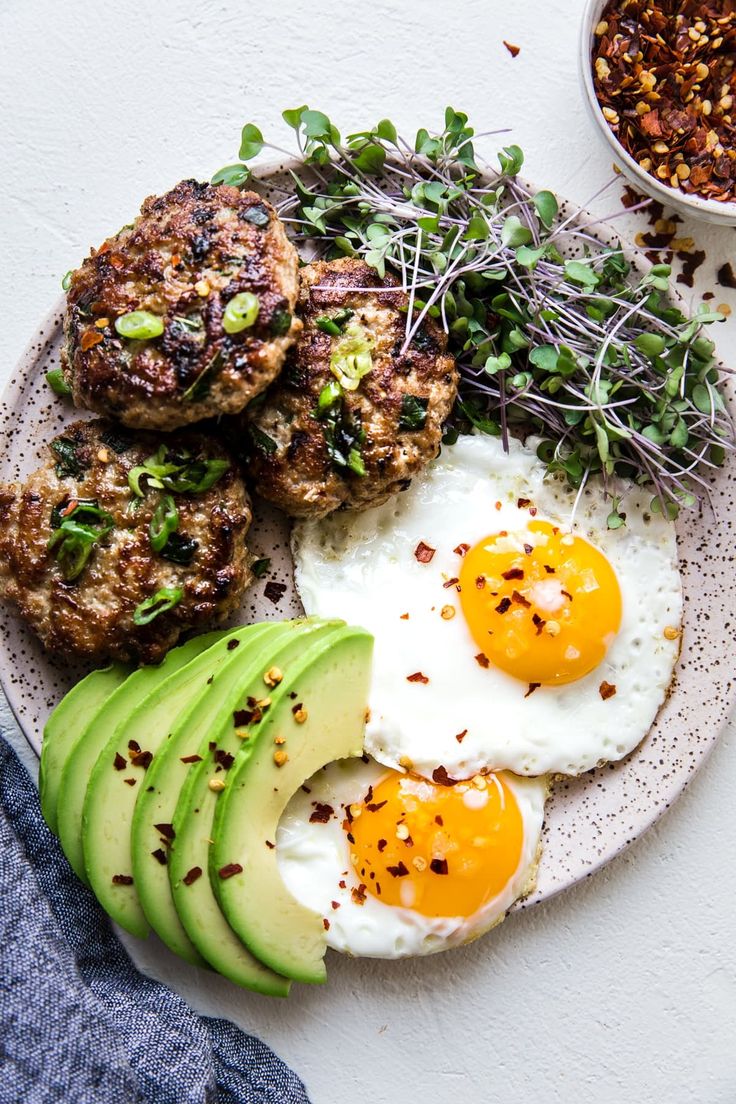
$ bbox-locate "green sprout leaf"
[533,190,558,228]
[211,163,251,187]
[239,123,264,161]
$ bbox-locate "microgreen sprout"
[214,106,734,516]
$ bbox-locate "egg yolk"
[458,519,622,686]
[347,769,524,918]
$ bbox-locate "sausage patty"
[61,180,301,430]
[0,420,252,664]
[241,258,458,518]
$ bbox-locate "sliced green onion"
[48,500,114,581]
[223,292,260,334]
[129,446,229,497]
[133,586,184,626]
[329,323,374,391]
[347,448,366,476]
[61,271,73,291]
[115,311,165,340]
[270,308,292,336]
[46,369,72,397]
[317,380,342,413]
[149,494,179,553]
[316,308,354,336]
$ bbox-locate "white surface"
[1,2,735,1102]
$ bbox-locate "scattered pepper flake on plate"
[599,680,617,700]
[414,541,436,563]
[406,671,429,684]
[503,40,521,57]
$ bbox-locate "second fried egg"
[292,433,682,777]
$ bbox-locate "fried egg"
[277,756,547,958]
[292,433,682,777]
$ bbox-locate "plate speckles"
[1,169,734,910]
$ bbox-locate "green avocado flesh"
[131,621,293,979]
[168,619,344,993]
[212,625,373,985]
[55,632,225,883]
[82,626,260,940]
[40,664,130,835]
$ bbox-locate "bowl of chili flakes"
[579,0,736,226]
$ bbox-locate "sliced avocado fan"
[168,619,342,990]
[82,625,262,943]
[55,632,225,883]
[40,664,129,835]
[131,621,294,991]
[212,624,373,986]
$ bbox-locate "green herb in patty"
[48,499,114,581]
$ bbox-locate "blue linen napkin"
[0,732,310,1104]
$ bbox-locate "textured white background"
[2,2,736,1102]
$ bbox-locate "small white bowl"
[579,0,736,226]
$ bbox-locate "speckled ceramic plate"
[1,163,734,910]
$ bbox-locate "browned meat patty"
[61,180,301,430]
[0,420,252,664]
[241,258,458,518]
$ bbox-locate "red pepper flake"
[525,682,541,698]
[339,879,347,888]
[214,749,234,770]
[81,330,103,351]
[443,577,459,589]
[218,862,243,880]
[309,802,335,823]
[502,567,524,581]
[455,729,468,743]
[503,39,521,57]
[130,750,152,769]
[495,597,511,614]
[366,800,388,813]
[430,858,449,875]
[124,778,136,787]
[561,589,573,602]
[180,754,202,764]
[544,564,555,574]
[414,541,436,563]
[264,580,287,604]
[112,874,133,886]
[592,0,736,205]
[151,848,168,866]
[524,543,533,555]
[475,653,490,669]
[432,765,456,787]
[407,671,429,684]
[399,612,409,619]
[386,861,409,878]
[532,613,546,635]
[264,840,275,849]
[208,741,217,751]
[475,575,486,590]
[599,681,617,700]
[351,884,367,906]
[128,740,141,753]
[377,839,387,853]
[108,252,124,269]
[323,917,330,930]
[113,752,126,771]
[511,589,531,608]
[717,262,736,289]
[331,900,341,910]
[154,823,175,841]
[517,497,531,508]
[454,543,470,556]
[227,638,240,650]
[435,815,444,826]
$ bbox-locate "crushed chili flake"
[544,564,556,574]
[113,752,126,771]
[511,589,531,608]
[399,612,409,619]
[525,682,541,698]
[180,754,202,764]
[561,589,573,602]
[154,823,175,840]
[502,567,524,581]
[377,839,388,852]
[432,765,456,786]
[128,740,141,753]
[218,862,243,879]
[455,729,468,743]
[151,848,168,866]
[475,652,490,669]
[265,839,275,849]
[475,575,486,590]
[414,541,436,563]
[532,612,546,635]
[264,580,287,604]
[331,900,341,910]
[503,39,521,57]
[351,884,367,906]
[323,917,331,930]
[593,0,736,204]
[524,543,533,555]
[309,802,335,823]
[81,329,103,351]
[454,543,470,556]
[387,861,410,878]
[430,858,449,875]
[443,576,460,588]
[124,778,136,787]
[112,874,133,886]
[717,261,736,287]
[495,597,511,615]
[367,800,388,812]
[407,671,429,684]
[517,497,531,508]
[130,749,152,769]
[227,638,240,650]
[435,815,444,826]
[599,680,618,700]
[214,749,234,770]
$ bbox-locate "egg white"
[276,756,547,958]
[292,433,683,778]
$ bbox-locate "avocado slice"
[56,631,225,883]
[131,621,295,982]
[82,626,262,941]
[168,619,342,989]
[212,625,373,985]
[40,663,129,835]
